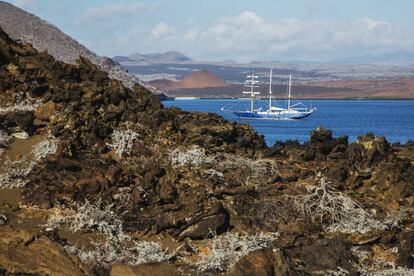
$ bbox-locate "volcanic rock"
[1,22,414,275]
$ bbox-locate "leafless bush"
[0,91,41,113]
[195,231,278,272]
[205,169,225,178]
[294,178,387,233]
[169,146,213,167]
[46,199,172,268]
[112,186,133,202]
[351,246,414,275]
[364,268,414,276]
[65,239,172,268]
[128,241,173,265]
[0,157,35,188]
[65,241,125,267]
[324,267,349,275]
[220,155,279,185]
[0,136,58,189]
[108,129,139,157]
[32,135,58,160]
[169,148,278,185]
[45,199,128,242]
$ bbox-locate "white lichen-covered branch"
[32,135,59,161]
[169,146,212,167]
[293,178,401,234]
[0,91,42,113]
[45,199,171,268]
[195,232,278,272]
[45,199,128,241]
[0,135,58,189]
[108,129,140,157]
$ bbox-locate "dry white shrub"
[45,199,128,242]
[363,268,414,276]
[46,200,172,268]
[169,146,212,167]
[65,241,124,266]
[0,157,35,188]
[324,267,349,275]
[65,240,172,268]
[108,129,139,157]
[221,155,279,184]
[195,232,278,272]
[0,92,42,113]
[205,169,225,178]
[169,148,278,185]
[294,178,388,234]
[128,241,173,265]
[32,135,58,160]
[0,136,58,189]
[351,246,414,275]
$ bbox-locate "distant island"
[147,69,414,99]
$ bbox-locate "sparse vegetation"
[65,239,172,268]
[351,246,414,275]
[294,178,388,233]
[45,199,172,268]
[220,155,279,184]
[194,231,278,272]
[32,135,58,161]
[0,136,58,189]
[324,267,349,276]
[169,146,212,167]
[0,91,41,113]
[128,241,173,266]
[45,199,128,241]
[169,147,278,185]
[0,157,35,188]
[108,129,140,157]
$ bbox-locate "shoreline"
[165,97,414,101]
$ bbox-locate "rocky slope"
[0,25,414,276]
[0,1,162,94]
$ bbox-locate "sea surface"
[162,99,414,146]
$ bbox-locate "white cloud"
[151,22,174,39]
[13,0,37,8]
[77,2,161,26]
[91,11,414,62]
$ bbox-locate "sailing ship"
[233,70,316,120]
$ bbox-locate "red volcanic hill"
[150,70,229,91]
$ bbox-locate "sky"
[6,0,414,62]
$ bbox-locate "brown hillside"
[0,1,162,93]
[150,70,229,91]
[178,70,229,88]
[307,78,414,98]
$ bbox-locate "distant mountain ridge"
[331,50,414,65]
[114,51,192,64]
[0,1,160,92]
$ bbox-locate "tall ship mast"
[233,70,316,120]
[269,69,273,111]
[242,73,260,112]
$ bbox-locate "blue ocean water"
[162,99,414,146]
